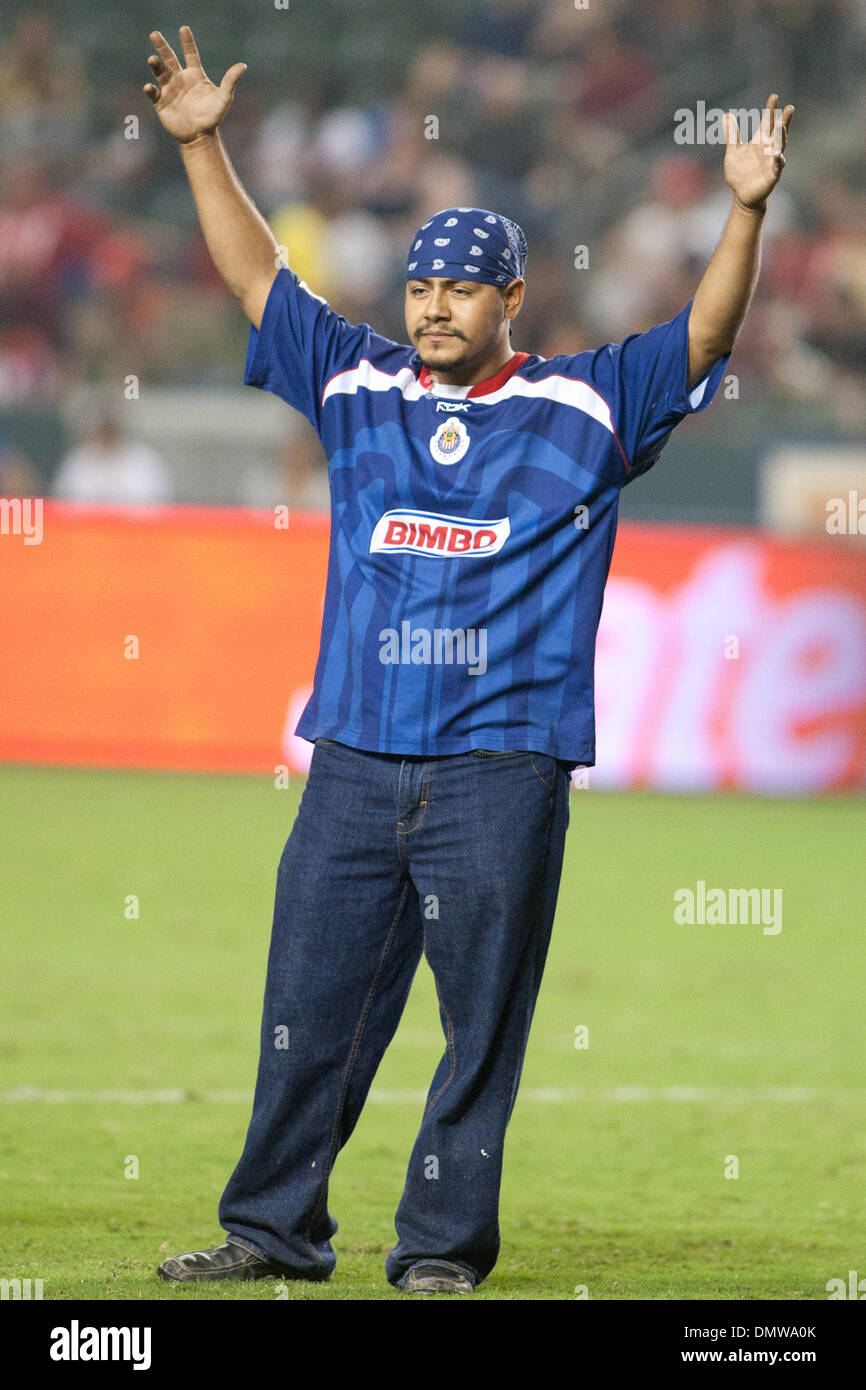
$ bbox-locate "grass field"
[1,765,864,1301]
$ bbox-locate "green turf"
[1,765,864,1300]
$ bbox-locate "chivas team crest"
[430,416,470,464]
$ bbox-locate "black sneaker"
[398,1259,476,1294]
[157,1240,318,1285]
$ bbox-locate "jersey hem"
[296,721,596,766]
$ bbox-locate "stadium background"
[2,0,866,1302]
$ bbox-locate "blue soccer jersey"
[244,267,729,763]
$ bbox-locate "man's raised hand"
[143,26,247,143]
[724,93,794,212]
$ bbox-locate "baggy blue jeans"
[218,739,574,1287]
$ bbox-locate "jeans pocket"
[529,751,558,789]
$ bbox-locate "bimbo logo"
[370,509,510,558]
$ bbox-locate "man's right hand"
[143,25,247,144]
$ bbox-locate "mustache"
[419,328,463,338]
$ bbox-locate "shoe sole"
[157,1259,332,1285]
[400,1273,474,1294]
[157,1263,284,1284]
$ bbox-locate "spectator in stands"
[0,11,89,155]
[275,427,331,512]
[238,422,329,511]
[0,0,863,490]
[558,19,662,146]
[0,434,40,496]
[52,412,172,505]
[0,324,58,404]
[0,151,106,345]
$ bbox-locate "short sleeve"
[243,267,374,433]
[586,298,730,484]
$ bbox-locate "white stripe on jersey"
[476,370,614,433]
[322,360,426,405]
[321,357,616,436]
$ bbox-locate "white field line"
[1,1085,856,1105]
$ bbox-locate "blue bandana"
[406,206,528,288]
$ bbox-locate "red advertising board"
[1,503,864,792]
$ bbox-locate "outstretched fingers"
[146,52,170,85]
[757,94,795,155]
[761,93,779,141]
[149,30,181,74]
[179,25,204,71]
[219,62,247,99]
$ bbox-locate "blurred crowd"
[0,0,864,503]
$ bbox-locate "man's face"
[405,277,523,374]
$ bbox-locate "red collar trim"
[418,351,529,398]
